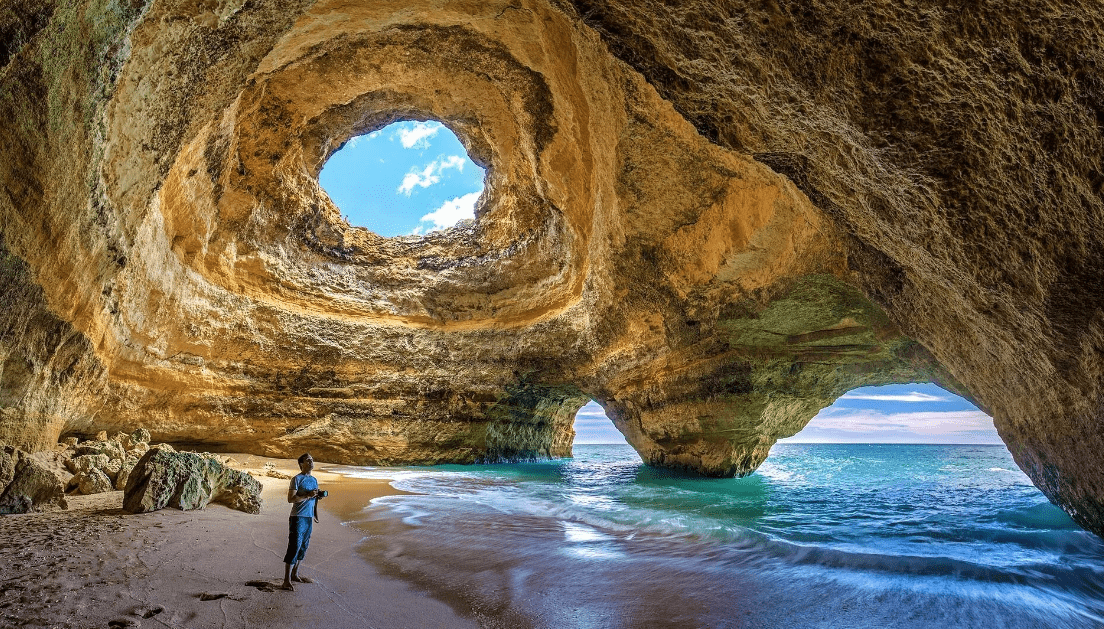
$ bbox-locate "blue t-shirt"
[289,473,319,518]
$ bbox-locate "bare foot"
[292,575,313,583]
[280,581,294,591]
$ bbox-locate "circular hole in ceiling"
[319,120,486,237]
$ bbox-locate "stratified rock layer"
[0,1,1101,535]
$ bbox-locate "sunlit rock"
[115,454,140,491]
[123,448,262,514]
[0,448,67,513]
[75,467,113,495]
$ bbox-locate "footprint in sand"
[131,605,164,619]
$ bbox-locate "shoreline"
[0,453,479,629]
[324,467,539,629]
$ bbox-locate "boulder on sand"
[28,450,75,488]
[123,448,262,514]
[0,450,67,514]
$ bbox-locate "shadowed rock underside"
[0,1,1101,535]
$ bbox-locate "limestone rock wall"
[0,238,108,451]
[1,0,1102,536]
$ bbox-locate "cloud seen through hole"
[319,121,484,237]
[397,155,467,195]
[397,121,441,148]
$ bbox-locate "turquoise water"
[336,444,1104,628]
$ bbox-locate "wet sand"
[0,454,478,629]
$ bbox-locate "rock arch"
[1,0,1102,537]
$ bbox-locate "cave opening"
[777,383,998,444]
[572,400,627,445]
[319,120,485,237]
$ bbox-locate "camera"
[316,490,328,498]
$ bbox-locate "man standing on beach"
[282,452,320,591]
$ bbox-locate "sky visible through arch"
[319,121,485,237]
[573,383,1000,445]
[777,383,1000,444]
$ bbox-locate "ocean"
[333,444,1104,628]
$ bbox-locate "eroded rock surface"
[75,467,113,496]
[123,448,262,514]
[0,447,67,514]
[0,1,1101,535]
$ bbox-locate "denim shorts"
[283,516,313,564]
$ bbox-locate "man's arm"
[287,486,318,503]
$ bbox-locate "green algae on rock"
[123,448,262,515]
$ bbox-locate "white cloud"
[415,191,482,232]
[396,155,468,195]
[344,136,361,149]
[839,391,947,403]
[397,164,440,195]
[574,410,610,421]
[439,155,465,172]
[396,121,441,149]
[817,409,992,433]
[779,409,1000,444]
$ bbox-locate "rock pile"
[61,429,151,495]
[0,428,150,514]
[0,429,261,515]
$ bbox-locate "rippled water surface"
[335,444,1104,628]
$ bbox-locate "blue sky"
[574,401,629,445]
[573,383,1000,445]
[319,121,485,236]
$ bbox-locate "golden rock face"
[2,1,1102,535]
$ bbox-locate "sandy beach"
[0,454,478,629]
